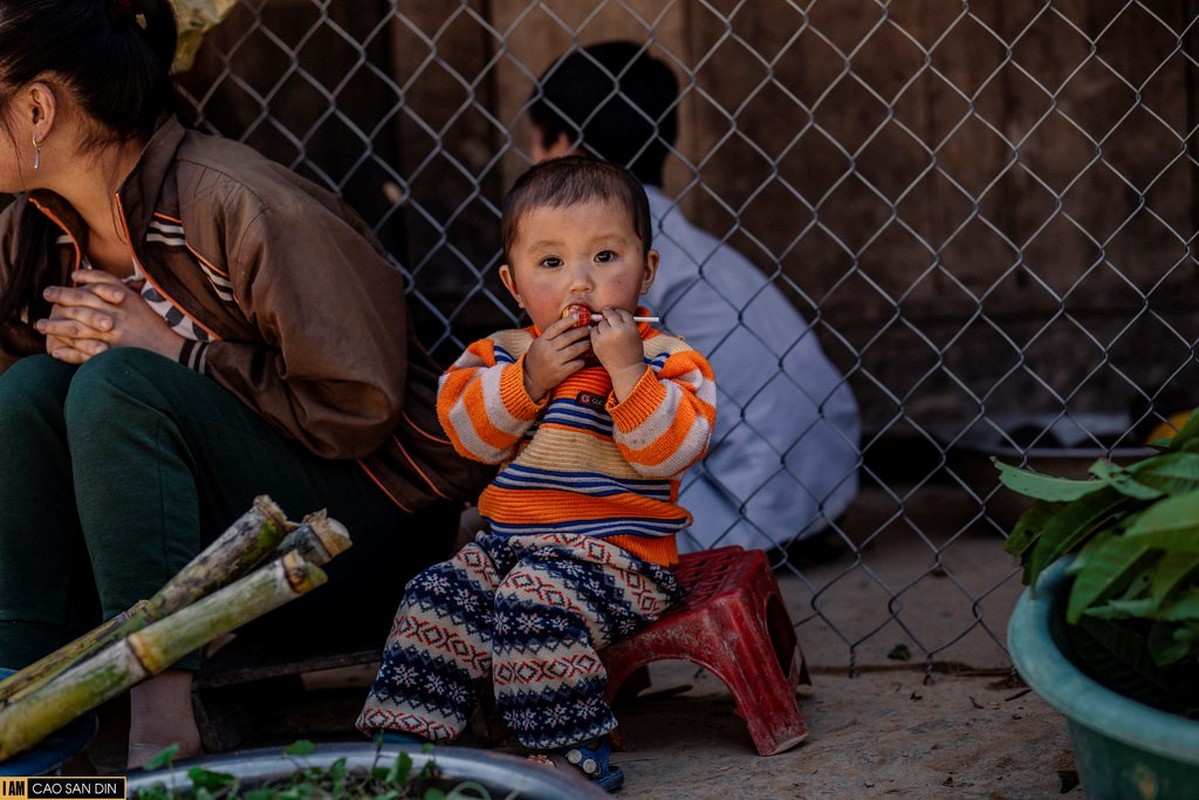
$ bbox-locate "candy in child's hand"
[562,304,592,328]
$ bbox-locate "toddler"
[356,156,716,792]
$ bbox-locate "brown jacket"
[0,116,493,512]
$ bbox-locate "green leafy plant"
[997,411,1199,718]
[132,740,516,800]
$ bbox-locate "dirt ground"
[611,661,1077,799]
[76,485,1081,797]
[590,484,1081,799]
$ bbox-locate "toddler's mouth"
[562,304,596,327]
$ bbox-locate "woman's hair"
[0,0,177,142]
[500,156,653,265]
[0,0,178,333]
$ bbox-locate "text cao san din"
[8,778,126,799]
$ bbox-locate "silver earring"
[32,135,41,171]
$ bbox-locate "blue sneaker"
[530,736,624,792]
[372,729,426,746]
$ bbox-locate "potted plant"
[998,413,1199,799]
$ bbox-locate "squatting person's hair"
[529,41,679,188]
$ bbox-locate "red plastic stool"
[601,545,811,756]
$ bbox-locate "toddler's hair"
[501,156,652,264]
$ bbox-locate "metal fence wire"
[174,0,1199,671]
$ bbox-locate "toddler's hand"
[522,313,592,401]
[591,307,646,401]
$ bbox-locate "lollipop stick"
[592,314,660,324]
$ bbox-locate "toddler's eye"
[595,250,614,262]
[541,256,562,268]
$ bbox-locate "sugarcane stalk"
[143,495,295,618]
[0,600,155,707]
[0,497,298,707]
[274,509,351,566]
[0,551,327,763]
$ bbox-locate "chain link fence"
[173,0,1199,671]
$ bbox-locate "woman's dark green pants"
[0,350,457,670]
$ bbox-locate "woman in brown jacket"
[0,0,489,766]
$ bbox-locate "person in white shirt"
[527,41,861,558]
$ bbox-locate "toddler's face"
[499,199,657,333]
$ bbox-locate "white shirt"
[642,186,860,552]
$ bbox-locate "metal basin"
[126,741,609,799]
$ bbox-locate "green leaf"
[1086,598,1157,618]
[141,744,180,772]
[1004,500,1065,560]
[1126,530,1199,552]
[1117,561,1154,601]
[188,767,236,792]
[1148,621,1191,665]
[327,757,347,796]
[1147,619,1199,667]
[1123,489,1199,552]
[1066,533,1153,623]
[384,752,413,786]
[1158,588,1199,622]
[1147,552,1199,609]
[132,785,170,800]
[993,457,1107,502]
[1025,487,1138,588]
[1108,475,1164,501]
[284,739,317,757]
[1127,452,1199,496]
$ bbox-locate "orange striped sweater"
[437,322,716,566]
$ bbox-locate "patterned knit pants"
[356,531,682,750]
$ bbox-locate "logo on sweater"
[576,391,609,410]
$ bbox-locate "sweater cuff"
[178,339,209,373]
[501,356,546,419]
[607,366,664,432]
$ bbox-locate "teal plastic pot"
[1008,561,1199,799]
